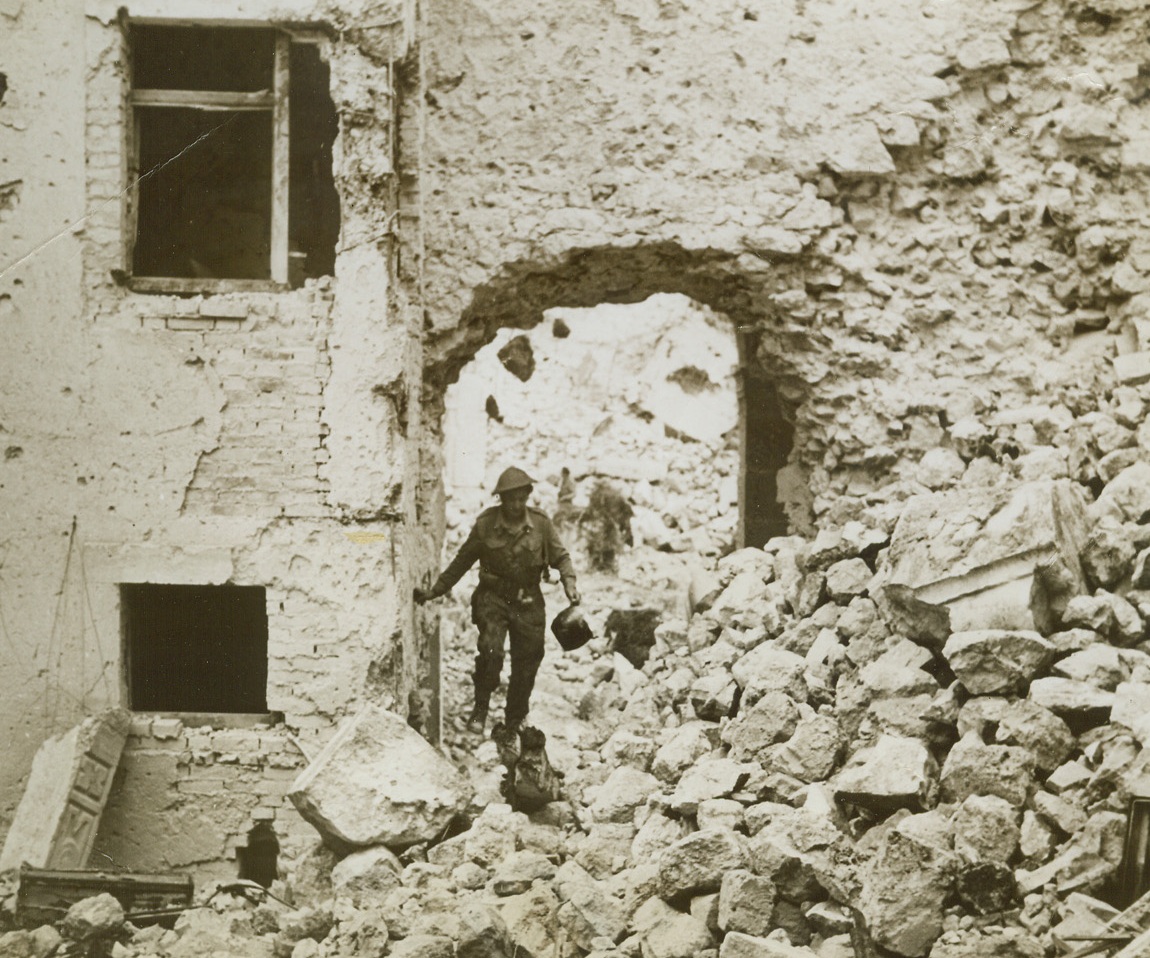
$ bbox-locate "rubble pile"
[13,390,1150,956]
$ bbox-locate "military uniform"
[429,504,577,726]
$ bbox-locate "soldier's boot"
[466,698,489,733]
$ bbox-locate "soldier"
[414,467,581,732]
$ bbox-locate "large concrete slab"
[879,479,1090,635]
[0,709,130,870]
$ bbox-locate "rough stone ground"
[15,386,1150,957]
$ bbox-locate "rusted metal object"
[16,865,193,927]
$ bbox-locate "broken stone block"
[718,931,811,957]
[1052,643,1125,689]
[940,733,1034,807]
[954,861,1018,915]
[633,898,715,958]
[669,758,754,815]
[287,705,471,849]
[331,845,402,904]
[456,902,514,958]
[0,708,129,871]
[942,630,1054,695]
[952,794,1020,864]
[731,643,808,704]
[553,861,626,948]
[600,729,656,771]
[1062,594,1117,635]
[995,700,1074,774]
[877,479,1090,635]
[1092,461,1150,523]
[718,870,777,936]
[61,893,124,942]
[859,827,957,957]
[697,799,744,833]
[587,766,660,824]
[499,885,561,958]
[388,935,455,958]
[1028,677,1113,727]
[831,734,939,814]
[632,812,690,862]
[723,692,801,764]
[1113,682,1150,737]
[1081,524,1137,590]
[761,714,842,783]
[824,558,872,602]
[651,723,716,782]
[689,672,738,722]
[656,828,748,899]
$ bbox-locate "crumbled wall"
[418,0,1150,541]
[0,0,427,872]
[443,296,741,555]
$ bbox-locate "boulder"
[1029,677,1114,727]
[389,936,455,958]
[656,828,748,899]
[824,558,873,602]
[942,630,1054,695]
[858,828,956,957]
[994,699,1074,773]
[288,705,471,849]
[633,898,715,958]
[61,894,124,942]
[500,886,562,958]
[719,930,813,957]
[731,643,808,704]
[669,757,755,814]
[762,714,842,783]
[457,902,514,958]
[718,870,777,936]
[652,723,716,782]
[722,691,800,762]
[940,734,1034,806]
[1091,461,1150,523]
[331,845,403,903]
[587,766,660,824]
[952,795,1020,864]
[553,861,627,948]
[832,734,939,813]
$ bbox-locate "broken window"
[121,583,269,714]
[127,23,339,292]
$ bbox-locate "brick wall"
[93,717,315,882]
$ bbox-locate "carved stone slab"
[0,708,130,870]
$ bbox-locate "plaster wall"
[418,0,1150,538]
[0,0,427,872]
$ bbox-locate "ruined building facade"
[2,0,1148,879]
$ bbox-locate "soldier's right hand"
[413,587,435,604]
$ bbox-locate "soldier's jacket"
[432,506,576,596]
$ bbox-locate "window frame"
[124,20,292,293]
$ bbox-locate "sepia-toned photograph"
[2,1,1150,956]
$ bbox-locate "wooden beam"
[127,277,286,295]
[131,89,274,110]
[269,32,291,285]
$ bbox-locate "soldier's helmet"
[551,604,594,651]
[493,466,535,495]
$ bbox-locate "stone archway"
[423,240,826,549]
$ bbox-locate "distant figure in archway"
[415,467,581,733]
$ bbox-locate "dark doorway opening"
[237,821,280,888]
[121,583,269,713]
[739,353,795,549]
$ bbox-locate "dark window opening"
[237,821,280,888]
[740,367,794,549]
[134,108,273,280]
[128,23,339,289]
[121,583,269,713]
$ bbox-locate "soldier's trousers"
[470,585,546,724]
